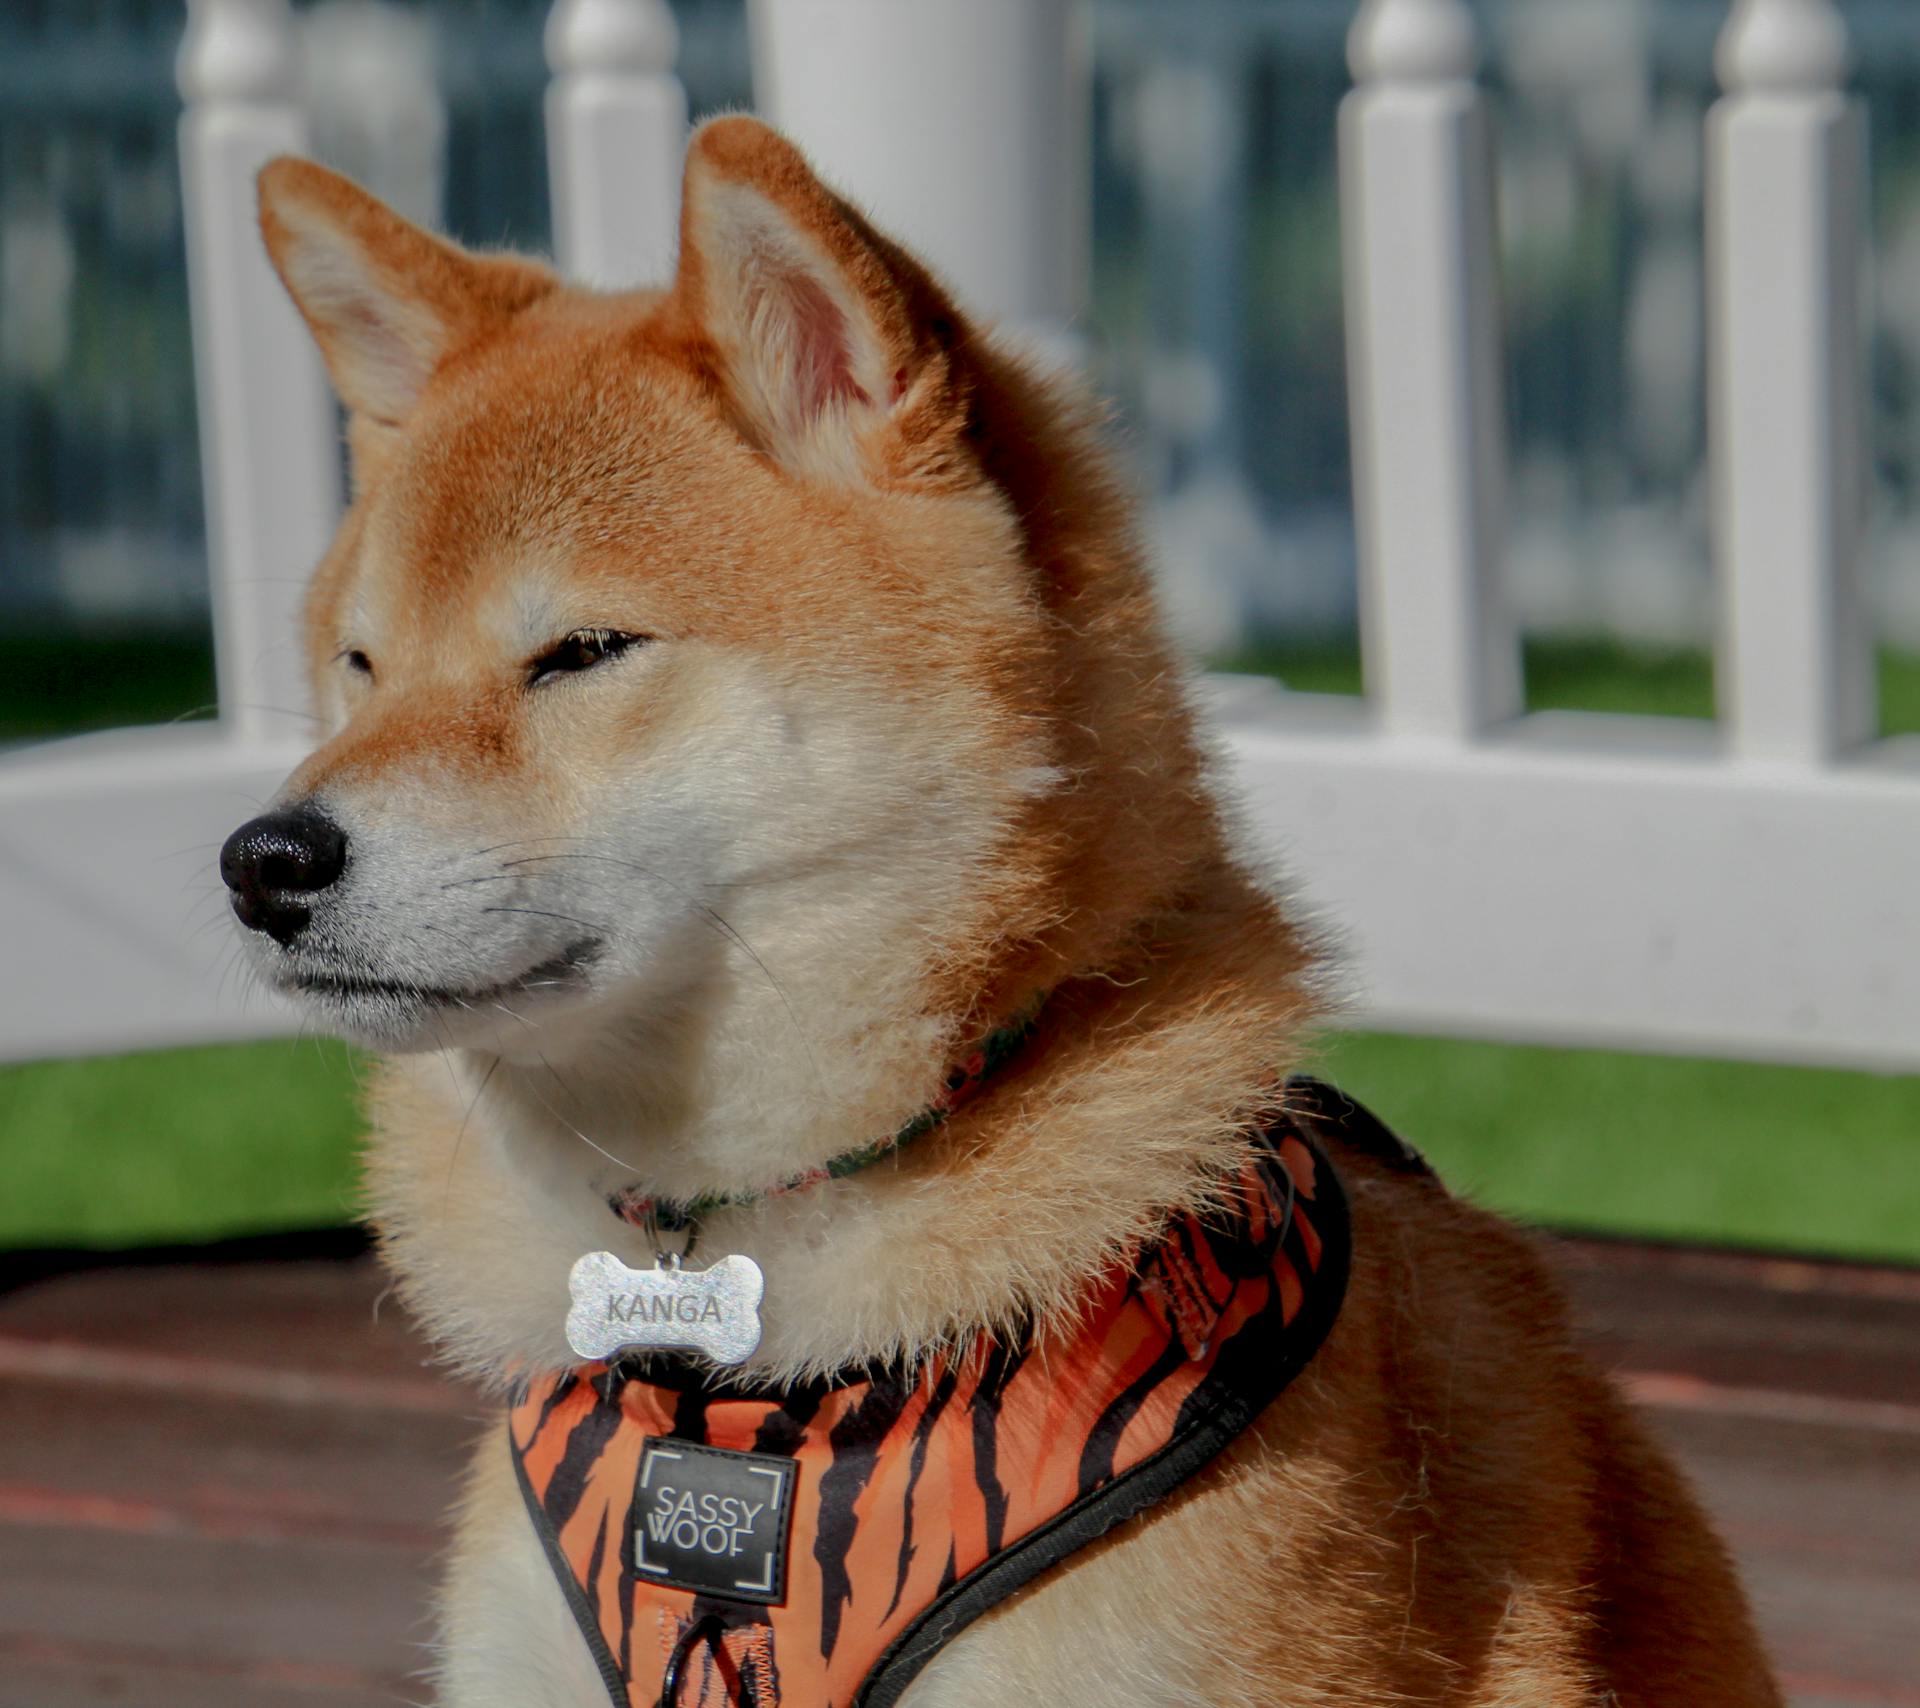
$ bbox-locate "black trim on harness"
[511,1435,632,1708]
[512,1105,1371,1708]
[659,1613,727,1708]
[1285,1074,1435,1178]
[852,1132,1351,1707]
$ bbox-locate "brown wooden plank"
[0,1524,434,1689]
[1642,1405,1920,1699]
[0,1372,471,1544]
[1,1241,1915,1707]
[0,1257,435,1387]
[0,1254,462,1705]
[0,1648,416,1708]
[1552,1237,1920,1409]
[1551,1239,1920,1708]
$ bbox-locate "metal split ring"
[644,1204,700,1271]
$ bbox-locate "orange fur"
[243,117,1781,1705]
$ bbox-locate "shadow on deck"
[0,1235,1914,1706]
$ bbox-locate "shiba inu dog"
[221,117,1780,1706]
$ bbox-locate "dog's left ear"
[670,116,971,484]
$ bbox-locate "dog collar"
[512,1077,1424,1708]
[606,1007,1043,1229]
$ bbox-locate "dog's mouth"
[278,936,604,1011]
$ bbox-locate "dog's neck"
[604,1005,1042,1230]
[461,959,1001,1216]
[366,867,1317,1389]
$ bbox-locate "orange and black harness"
[509,1079,1426,1708]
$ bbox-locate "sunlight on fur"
[229,115,1783,1708]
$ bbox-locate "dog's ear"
[670,116,971,483]
[257,158,556,430]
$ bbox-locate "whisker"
[486,851,824,1092]
[498,852,652,874]
[696,902,820,1084]
[425,998,465,1102]
[186,911,237,948]
[479,904,605,935]
[514,1060,646,1176]
[442,1052,502,1219]
[454,835,596,867]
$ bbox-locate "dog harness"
[509,1079,1422,1708]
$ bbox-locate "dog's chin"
[271,938,605,1052]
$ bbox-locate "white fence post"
[1708,0,1871,764]
[544,0,688,288]
[177,0,342,744]
[1339,0,1518,740]
[745,0,1087,340]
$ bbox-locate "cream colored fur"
[369,967,1301,1385]
[242,119,1781,1708]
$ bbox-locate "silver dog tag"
[566,1249,765,1367]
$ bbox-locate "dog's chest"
[506,1102,1371,1707]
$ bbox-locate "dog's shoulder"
[1279,1074,1435,1179]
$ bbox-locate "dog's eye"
[529,628,645,686]
[337,647,374,679]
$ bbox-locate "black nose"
[220,806,348,946]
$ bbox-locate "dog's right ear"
[257,158,555,430]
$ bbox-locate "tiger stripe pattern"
[509,1088,1371,1708]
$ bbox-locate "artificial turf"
[0,1038,365,1250]
[1320,1032,1920,1264]
[2,1028,1917,1263]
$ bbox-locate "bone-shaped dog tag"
[566,1250,765,1366]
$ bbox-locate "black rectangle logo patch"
[630,1438,797,1605]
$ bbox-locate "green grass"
[1319,1032,1920,1264]
[1214,635,1920,734]
[3,1031,1917,1264]
[0,1039,364,1249]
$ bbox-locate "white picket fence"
[2,0,1912,1073]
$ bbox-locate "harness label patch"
[630,1438,796,1605]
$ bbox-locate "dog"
[220,116,1781,1706]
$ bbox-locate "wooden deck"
[0,1234,1914,1707]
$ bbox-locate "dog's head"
[222,118,1213,1082]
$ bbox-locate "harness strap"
[659,1614,725,1708]
[510,1091,1384,1708]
